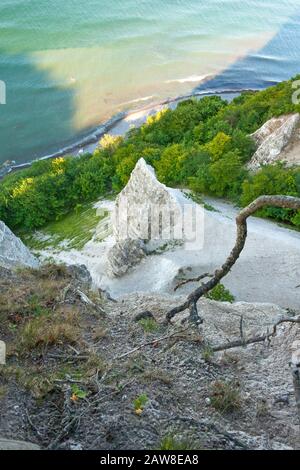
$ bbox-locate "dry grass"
[92,327,109,341]
[1,350,106,399]
[142,368,173,386]
[0,266,71,330]
[0,365,58,398]
[0,385,7,400]
[22,263,70,280]
[18,312,80,352]
[210,380,242,414]
[0,263,109,400]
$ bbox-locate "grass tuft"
[18,312,80,352]
[138,318,159,334]
[158,434,201,451]
[210,380,241,414]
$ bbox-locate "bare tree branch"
[211,316,300,352]
[113,326,190,360]
[174,273,213,292]
[166,195,300,323]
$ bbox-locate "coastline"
[0,87,257,179]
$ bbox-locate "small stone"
[70,442,83,451]
[134,311,155,323]
[205,398,211,405]
[107,239,146,278]
[67,264,92,287]
[248,113,300,171]
[0,341,5,365]
[0,221,39,270]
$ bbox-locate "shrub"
[138,318,159,333]
[133,393,149,414]
[241,164,300,225]
[205,284,235,303]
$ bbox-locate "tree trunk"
[167,195,300,322]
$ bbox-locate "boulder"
[0,438,40,450]
[0,160,14,178]
[106,158,189,277]
[247,113,300,171]
[66,264,92,287]
[107,239,146,278]
[0,221,39,270]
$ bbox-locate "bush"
[241,164,300,225]
[205,284,235,303]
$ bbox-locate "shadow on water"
[1,9,300,167]
[0,50,76,165]
[194,11,300,93]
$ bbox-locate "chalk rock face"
[0,221,39,270]
[247,113,300,171]
[106,158,188,277]
[106,239,146,278]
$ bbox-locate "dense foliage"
[1,75,300,232]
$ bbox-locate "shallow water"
[1,0,300,165]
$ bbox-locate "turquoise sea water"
[1,0,300,165]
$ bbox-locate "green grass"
[138,318,159,333]
[20,203,109,251]
[183,190,219,212]
[158,435,201,451]
[133,393,149,411]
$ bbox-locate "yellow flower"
[70,393,79,402]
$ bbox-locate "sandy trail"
[40,195,300,310]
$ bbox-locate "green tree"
[155,144,188,186]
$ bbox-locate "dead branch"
[47,379,136,450]
[25,408,44,440]
[75,289,105,314]
[211,316,300,353]
[174,273,213,292]
[166,195,300,323]
[47,353,89,361]
[113,326,190,360]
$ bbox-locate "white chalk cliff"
[0,221,39,270]
[247,113,300,171]
[106,158,193,277]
